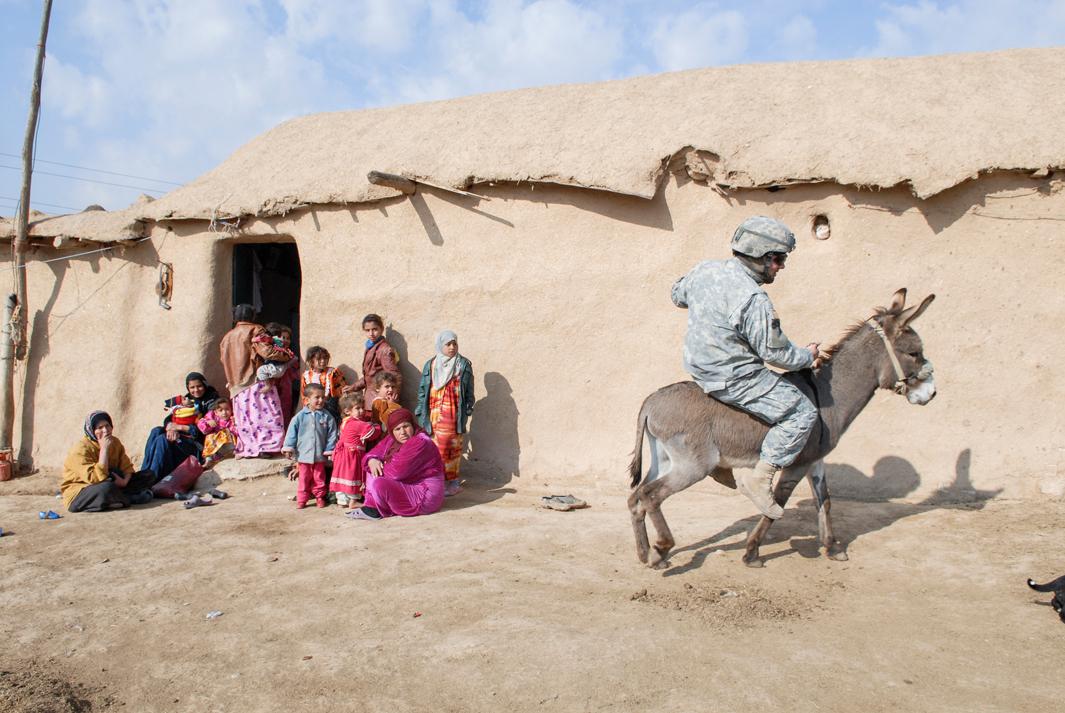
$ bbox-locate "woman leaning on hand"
[61,411,156,512]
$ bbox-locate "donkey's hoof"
[649,548,672,570]
[827,547,849,562]
[743,556,765,569]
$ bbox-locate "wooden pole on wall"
[3,0,54,455]
[0,295,16,453]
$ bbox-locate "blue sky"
[2,0,1065,214]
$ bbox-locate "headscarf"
[384,408,418,459]
[83,410,112,442]
[431,330,460,390]
[184,372,220,415]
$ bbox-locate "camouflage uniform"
[671,257,816,468]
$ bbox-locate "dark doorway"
[232,243,302,353]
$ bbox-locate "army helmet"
[730,216,796,258]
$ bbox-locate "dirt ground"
[0,472,1062,713]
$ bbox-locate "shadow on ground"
[664,448,1001,576]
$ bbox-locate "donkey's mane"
[820,306,896,359]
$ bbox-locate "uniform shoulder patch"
[767,309,788,349]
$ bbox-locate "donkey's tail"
[628,402,649,489]
[1027,574,1065,592]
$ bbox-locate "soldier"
[671,216,821,519]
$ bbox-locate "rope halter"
[867,320,910,395]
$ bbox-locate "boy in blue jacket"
[282,383,338,508]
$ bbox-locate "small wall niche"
[812,214,831,240]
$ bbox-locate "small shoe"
[315,497,327,509]
[213,442,235,460]
[46,510,62,520]
[296,501,307,510]
[183,495,202,510]
[346,506,382,521]
[173,492,191,501]
[444,480,463,497]
[208,489,228,500]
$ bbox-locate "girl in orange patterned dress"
[415,330,474,497]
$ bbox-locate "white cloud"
[775,14,818,60]
[869,0,1065,56]
[41,54,112,128]
[649,4,748,71]
[280,0,424,52]
[33,0,347,208]
[386,0,625,104]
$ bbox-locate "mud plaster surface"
[1,476,1061,712]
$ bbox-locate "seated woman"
[142,372,218,480]
[61,411,155,512]
[348,408,445,520]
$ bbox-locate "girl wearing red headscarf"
[348,408,444,520]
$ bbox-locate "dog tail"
[1027,575,1065,592]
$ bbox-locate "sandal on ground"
[346,506,381,521]
[540,494,589,511]
[184,494,214,509]
[209,489,228,500]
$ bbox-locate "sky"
[2,0,1065,214]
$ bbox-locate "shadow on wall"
[18,241,163,470]
[405,180,674,247]
[663,448,1000,576]
[382,326,423,408]
[464,371,520,497]
[716,170,1060,234]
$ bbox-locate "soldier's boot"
[737,460,784,520]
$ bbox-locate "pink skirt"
[233,381,285,457]
[364,475,444,517]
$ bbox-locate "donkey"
[628,288,936,569]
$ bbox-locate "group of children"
[280,313,474,510]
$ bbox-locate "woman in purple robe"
[348,408,445,520]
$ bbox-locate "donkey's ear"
[899,293,935,328]
[888,288,907,313]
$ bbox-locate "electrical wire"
[0,163,163,193]
[0,195,81,212]
[0,151,182,186]
[13,236,153,269]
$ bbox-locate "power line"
[0,163,163,193]
[0,195,81,212]
[0,151,183,186]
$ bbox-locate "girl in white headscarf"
[415,330,475,496]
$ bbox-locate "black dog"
[1027,575,1065,623]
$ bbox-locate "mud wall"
[11,171,1064,500]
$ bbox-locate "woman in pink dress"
[219,305,289,458]
[347,408,445,520]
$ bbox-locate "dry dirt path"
[1,476,1061,712]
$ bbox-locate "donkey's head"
[869,288,936,405]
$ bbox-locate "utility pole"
[2,0,53,459]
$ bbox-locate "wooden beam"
[367,170,491,201]
[367,171,416,195]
